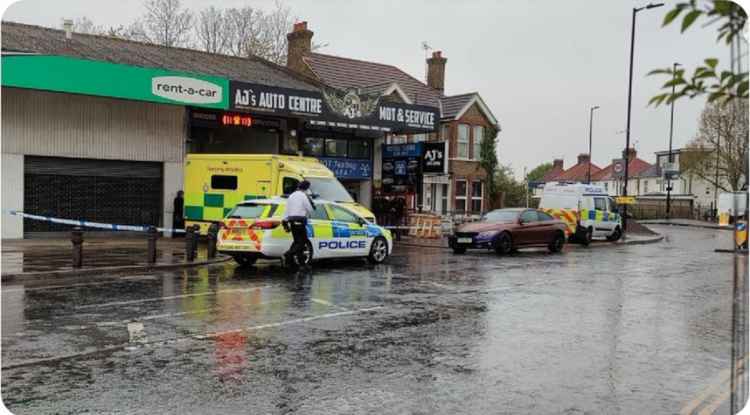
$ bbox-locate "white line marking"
[74,286,271,309]
[2,275,158,293]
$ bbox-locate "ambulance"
[217,197,392,266]
[539,182,622,245]
[183,154,376,234]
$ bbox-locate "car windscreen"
[306,177,354,203]
[226,203,275,219]
[482,210,520,223]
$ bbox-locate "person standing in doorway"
[173,190,184,234]
[283,181,315,268]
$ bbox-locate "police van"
[539,182,622,245]
[183,154,376,234]
[217,197,392,266]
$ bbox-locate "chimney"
[426,50,447,93]
[577,153,590,165]
[286,21,313,74]
[63,19,73,40]
[625,147,637,161]
[552,158,564,170]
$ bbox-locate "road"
[2,225,747,414]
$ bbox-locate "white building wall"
[2,154,24,239]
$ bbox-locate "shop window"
[471,181,483,213]
[282,177,299,195]
[325,138,348,157]
[441,183,448,213]
[349,140,371,159]
[412,133,427,143]
[455,179,467,212]
[458,124,469,158]
[211,175,238,190]
[389,134,407,144]
[472,126,483,160]
[283,134,299,154]
[303,137,324,156]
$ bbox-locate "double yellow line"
[681,355,747,415]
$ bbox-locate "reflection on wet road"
[1,225,746,414]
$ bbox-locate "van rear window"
[211,175,238,190]
[226,204,276,219]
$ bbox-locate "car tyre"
[452,246,467,254]
[233,254,257,267]
[367,237,389,264]
[580,227,593,246]
[606,226,622,242]
[494,232,513,255]
[548,232,565,253]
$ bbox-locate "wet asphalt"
[1,225,747,414]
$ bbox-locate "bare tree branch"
[195,6,229,53]
[132,0,194,47]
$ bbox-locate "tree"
[526,162,553,182]
[479,127,500,205]
[649,0,748,106]
[130,0,193,47]
[71,17,105,35]
[195,6,229,53]
[680,101,748,191]
[495,165,527,208]
[224,6,264,57]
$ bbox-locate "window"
[455,180,467,212]
[412,133,427,143]
[520,210,538,223]
[594,197,607,211]
[389,134,407,144]
[472,126,483,160]
[309,204,330,221]
[457,124,469,158]
[329,204,360,223]
[282,134,299,154]
[303,137,324,156]
[441,183,448,214]
[441,124,450,141]
[471,181,483,212]
[227,203,272,219]
[604,182,609,191]
[325,138,348,157]
[644,180,649,193]
[211,175,237,190]
[538,211,554,221]
[349,140,370,159]
[282,177,299,195]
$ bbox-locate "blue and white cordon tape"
[5,210,186,233]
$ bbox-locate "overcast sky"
[3,0,737,177]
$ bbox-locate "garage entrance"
[24,156,163,235]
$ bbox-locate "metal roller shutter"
[24,156,163,233]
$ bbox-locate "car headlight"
[476,231,499,240]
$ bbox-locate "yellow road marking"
[680,355,746,415]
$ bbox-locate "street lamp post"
[587,105,600,184]
[666,62,680,220]
[622,2,664,232]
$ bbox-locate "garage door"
[24,156,163,233]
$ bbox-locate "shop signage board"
[2,55,228,109]
[319,157,372,179]
[230,81,438,133]
[421,141,446,174]
[615,196,636,205]
[382,142,425,193]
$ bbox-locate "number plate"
[457,237,473,244]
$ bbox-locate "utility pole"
[666,62,680,220]
[587,105,600,184]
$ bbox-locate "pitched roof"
[441,93,475,119]
[542,164,565,182]
[554,162,601,182]
[1,21,322,91]
[591,158,654,181]
[303,52,442,107]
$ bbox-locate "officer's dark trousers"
[286,217,310,264]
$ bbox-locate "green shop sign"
[1,55,229,109]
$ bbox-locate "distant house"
[591,149,653,196]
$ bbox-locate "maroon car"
[449,208,568,255]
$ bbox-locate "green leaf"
[664,78,687,87]
[708,91,724,102]
[720,70,734,82]
[681,10,702,32]
[648,94,668,106]
[704,58,718,69]
[693,69,716,79]
[662,7,683,26]
[647,68,672,76]
[737,80,749,98]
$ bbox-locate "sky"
[3,0,739,178]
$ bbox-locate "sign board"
[421,142,446,173]
[612,159,625,178]
[230,81,439,133]
[382,143,422,193]
[2,55,229,109]
[319,157,372,179]
[615,196,636,205]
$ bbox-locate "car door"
[308,201,332,258]
[327,204,369,257]
[535,210,559,244]
[592,197,610,237]
[516,210,541,245]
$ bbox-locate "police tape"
[4,210,186,233]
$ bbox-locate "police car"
[217,197,393,266]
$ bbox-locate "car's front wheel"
[548,232,565,253]
[494,232,513,255]
[580,227,593,246]
[367,237,389,264]
[606,226,622,242]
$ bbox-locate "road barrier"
[5,210,186,233]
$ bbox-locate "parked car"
[448,208,568,255]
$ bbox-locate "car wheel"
[367,237,389,264]
[606,226,622,242]
[548,232,565,253]
[452,246,467,254]
[233,254,257,267]
[580,227,593,246]
[494,232,513,255]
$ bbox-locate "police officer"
[283,180,315,268]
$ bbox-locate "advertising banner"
[319,158,372,179]
[421,141,446,174]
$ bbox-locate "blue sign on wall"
[383,143,423,158]
[319,158,372,179]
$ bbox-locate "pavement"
[1,225,747,414]
[639,218,732,230]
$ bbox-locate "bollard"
[71,227,83,268]
[191,225,201,259]
[146,226,158,265]
[207,223,219,259]
[185,225,196,262]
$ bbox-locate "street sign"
[612,159,625,178]
[615,196,636,205]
